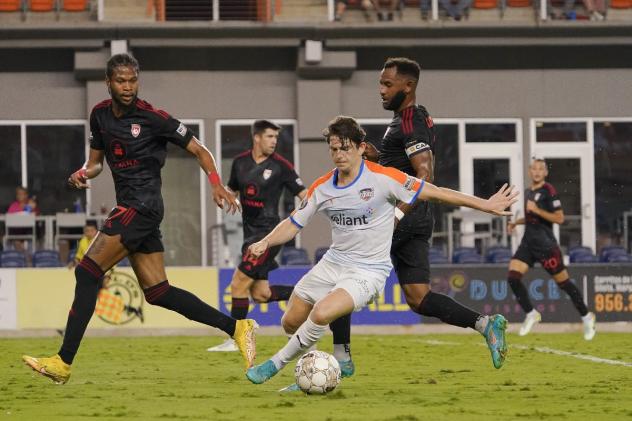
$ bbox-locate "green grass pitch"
[2,333,631,420]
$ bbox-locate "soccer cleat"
[582,312,596,341]
[278,383,301,393]
[22,354,71,384]
[233,319,258,369]
[338,359,355,378]
[206,338,238,352]
[246,360,278,384]
[519,310,542,336]
[484,314,508,369]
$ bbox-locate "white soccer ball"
[295,350,341,395]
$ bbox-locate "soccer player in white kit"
[246,116,517,384]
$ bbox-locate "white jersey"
[290,160,424,274]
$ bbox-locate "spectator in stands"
[6,186,39,253]
[420,0,472,20]
[367,0,400,21]
[561,0,605,19]
[68,221,98,269]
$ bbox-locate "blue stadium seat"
[605,253,632,263]
[281,247,310,265]
[569,246,595,262]
[429,254,450,264]
[600,246,627,262]
[571,253,600,263]
[452,247,478,263]
[284,254,312,266]
[485,247,512,263]
[32,250,61,267]
[314,247,328,264]
[0,250,27,268]
[455,253,484,264]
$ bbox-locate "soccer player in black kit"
[207,120,307,352]
[364,57,508,369]
[22,53,257,384]
[507,157,596,339]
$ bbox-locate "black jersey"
[379,104,436,234]
[89,98,194,221]
[228,150,305,239]
[524,182,563,238]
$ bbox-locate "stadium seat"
[454,253,484,264]
[507,0,531,6]
[571,253,600,263]
[485,247,512,263]
[452,247,478,263]
[473,0,498,8]
[0,250,27,268]
[32,250,61,267]
[605,253,632,263]
[599,246,627,262]
[281,247,310,265]
[62,0,86,11]
[314,247,328,264]
[29,0,55,12]
[609,0,632,8]
[0,0,22,12]
[429,254,450,264]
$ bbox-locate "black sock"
[268,285,293,302]
[145,281,237,336]
[507,270,533,313]
[58,257,104,365]
[230,297,250,320]
[417,291,479,329]
[558,279,588,316]
[329,313,351,344]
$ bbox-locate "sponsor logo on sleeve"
[298,198,308,210]
[405,142,429,157]
[130,123,141,138]
[403,175,417,191]
[553,199,561,207]
[296,178,304,186]
[176,123,187,137]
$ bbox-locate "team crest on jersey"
[359,188,374,201]
[263,169,272,180]
[534,193,541,201]
[130,124,141,138]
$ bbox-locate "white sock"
[474,315,489,335]
[527,309,539,316]
[333,343,351,362]
[582,312,593,322]
[271,317,328,370]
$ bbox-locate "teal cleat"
[278,383,301,393]
[338,359,355,378]
[484,314,508,369]
[246,360,279,384]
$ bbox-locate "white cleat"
[519,310,541,336]
[206,338,238,352]
[582,312,596,341]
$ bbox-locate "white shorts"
[293,258,388,311]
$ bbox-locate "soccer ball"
[295,350,341,394]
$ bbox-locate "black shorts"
[390,229,431,285]
[101,206,164,254]
[513,236,566,275]
[238,236,281,280]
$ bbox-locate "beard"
[382,90,406,111]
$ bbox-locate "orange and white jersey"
[290,160,424,273]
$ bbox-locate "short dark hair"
[85,221,98,229]
[322,116,366,147]
[106,53,140,79]
[383,57,421,82]
[252,120,281,137]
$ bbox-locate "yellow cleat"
[233,319,258,369]
[22,354,71,384]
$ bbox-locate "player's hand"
[68,168,89,189]
[507,221,516,235]
[212,184,241,214]
[362,142,380,162]
[247,239,269,259]
[486,183,518,216]
[526,200,539,214]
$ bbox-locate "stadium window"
[0,125,22,212]
[535,121,587,142]
[26,123,86,215]
[465,123,516,143]
[543,158,583,249]
[594,121,632,251]
[162,121,204,266]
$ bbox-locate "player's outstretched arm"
[419,182,518,216]
[247,218,301,259]
[68,148,104,189]
[185,136,241,214]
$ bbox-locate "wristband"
[208,172,221,186]
[76,168,88,180]
[394,207,405,221]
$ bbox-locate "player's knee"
[281,314,300,334]
[251,290,270,303]
[309,305,331,325]
[230,278,249,297]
